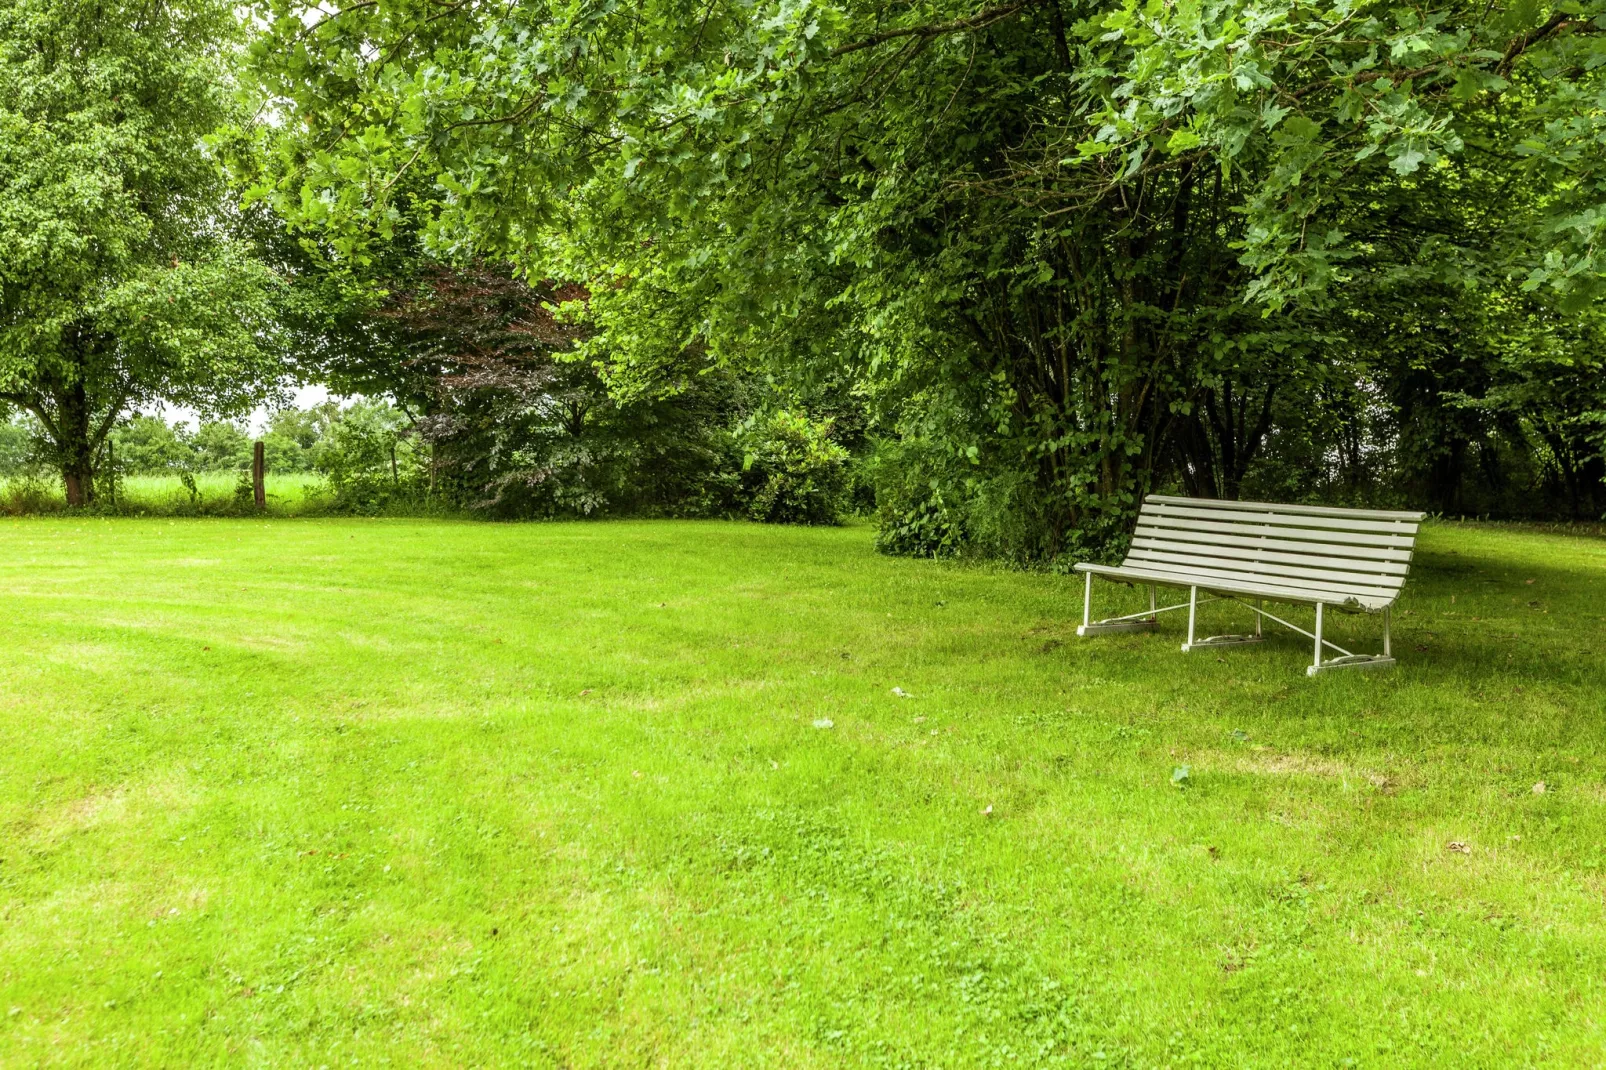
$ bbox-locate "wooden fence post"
[252,441,266,510]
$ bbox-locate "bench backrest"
[1126,495,1426,610]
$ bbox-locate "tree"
[110,415,195,474]
[0,0,284,504]
[333,259,755,518]
[192,420,254,471]
[261,406,325,473]
[245,0,1606,550]
[0,413,32,476]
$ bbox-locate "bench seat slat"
[1138,514,1417,550]
[1129,537,1411,576]
[1126,547,1407,590]
[1146,495,1426,523]
[1146,501,1420,536]
[1078,495,1423,615]
[1130,526,1414,564]
[1112,558,1401,602]
[1074,562,1394,610]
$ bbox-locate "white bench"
[1074,495,1426,675]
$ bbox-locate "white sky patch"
[150,383,340,436]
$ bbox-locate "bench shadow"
[1068,543,1605,689]
[1392,543,1606,685]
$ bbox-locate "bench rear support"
[1078,573,1398,673]
[1077,577,1219,636]
[1231,595,1395,674]
[1301,601,1395,676]
[1181,587,1267,651]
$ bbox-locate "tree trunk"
[57,377,95,507]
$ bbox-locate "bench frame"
[1077,574,1393,676]
[1074,495,1420,676]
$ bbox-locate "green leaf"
[1166,127,1203,154]
[1389,146,1426,174]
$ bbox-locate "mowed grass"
[0,518,1603,1066]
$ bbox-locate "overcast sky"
[152,383,335,436]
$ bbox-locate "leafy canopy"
[0,0,285,500]
[245,0,1606,546]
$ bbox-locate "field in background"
[3,472,333,516]
[121,473,328,513]
[0,518,1602,1065]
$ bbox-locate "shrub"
[866,439,967,557]
[736,410,849,525]
[0,472,60,515]
[312,401,423,510]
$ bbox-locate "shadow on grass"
[1052,537,1605,694]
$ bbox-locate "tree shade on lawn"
[0,518,1602,1064]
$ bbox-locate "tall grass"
[0,471,333,517]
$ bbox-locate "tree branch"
[1351,62,1444,86]
[0,390,61,442]
[90,389,132,451]
[831,3,1025,57]
[295,1,378,45]
[1337,13,1585,91]
[1039,0,1071,70]
[1497,11,1572,76]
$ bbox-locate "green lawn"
[0,518,1603,1066]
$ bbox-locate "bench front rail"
[1074,496,1426,676]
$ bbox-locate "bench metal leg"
[1184,585,1196,649]
[1313,602,1323,671]
[1305,600,1398,676]
[1182,588,1266,653]
[1076,573,1168,636]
